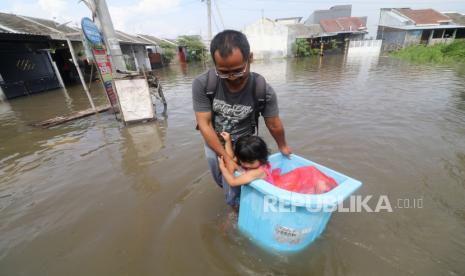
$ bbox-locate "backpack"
[196,68,267,134]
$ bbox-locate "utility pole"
[206,0,212,41]
[91,0,126,74]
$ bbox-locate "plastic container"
[238,153,362,252]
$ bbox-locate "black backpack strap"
[252,72,267,134]
[196,68,218,131]
[206,68,218,101]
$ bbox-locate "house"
[376,8,465,51]
[319,17,368,42]
[242,18,289,59]
[243,13,368,59]
[0,12,154,100]
[114,30,152,71]
[137,34,176,67]
[0,12,79,99]
[304,5,352,25]
[305,5,367,50]
[442,12,465,38]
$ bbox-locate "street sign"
[81,17,102,45]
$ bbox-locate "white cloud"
[9,0,185,37]
[108,0,181,36]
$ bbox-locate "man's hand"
[279,145,292,159]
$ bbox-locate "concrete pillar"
[131,45,139,71]
[428,30,434,45]
[0,73,5,101]
[453,29,457,39]
[46,50,65,89]
[93,0,126,74]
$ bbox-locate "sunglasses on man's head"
[215,61,248,79]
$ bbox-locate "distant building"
[304,5,352,25]
[243,18,289,59]
[319,17,368,41]
[137,34,178,67]
[377,8,465,51]
[442,12,465,37]
[243,9,368,60]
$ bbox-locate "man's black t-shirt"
[192,71,279,141]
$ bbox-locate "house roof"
[388,24,465,31]
[320,17,367,33]
[137,34,177,46]
[394,8,451,25]
[443,12,465,26]
[115,30,151,45]
[0,12,154,46]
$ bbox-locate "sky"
[1,0,464,39]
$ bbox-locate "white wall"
[243,18,289,60]
[133,45,151,71]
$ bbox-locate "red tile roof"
[395,8,451,25]
[319,17,367,33]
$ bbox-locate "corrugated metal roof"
[137,34,177,46]
[0,12,55,36]
[395,8,451,25]
[115,30,150,45]
[320,17,367,33]
[0,12,151,46]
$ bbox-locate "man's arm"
[196,112,238,171]
[264,116,292,157]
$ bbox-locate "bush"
[391,39,465,63]
[161,47,176,64]
[159,41,177,64]
[292,38,318,57]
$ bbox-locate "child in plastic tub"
[218,132,337,194]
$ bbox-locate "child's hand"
[220,132,231,142]
[218,156,226,171]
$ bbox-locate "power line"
[213,0,225,29]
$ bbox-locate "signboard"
[92,48,118,106]
[81,17,118,108]
[114,79,155,123]
[81,17,103,45]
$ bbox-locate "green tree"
[159,41,177,64]
[176,35,207,62]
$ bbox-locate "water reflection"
[1,55,465,275]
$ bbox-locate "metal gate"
[0,49,60,99]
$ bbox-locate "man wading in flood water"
[192,30,291,209]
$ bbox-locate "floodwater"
[1,54,465,275]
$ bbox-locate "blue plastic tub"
[238,153,362,252]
